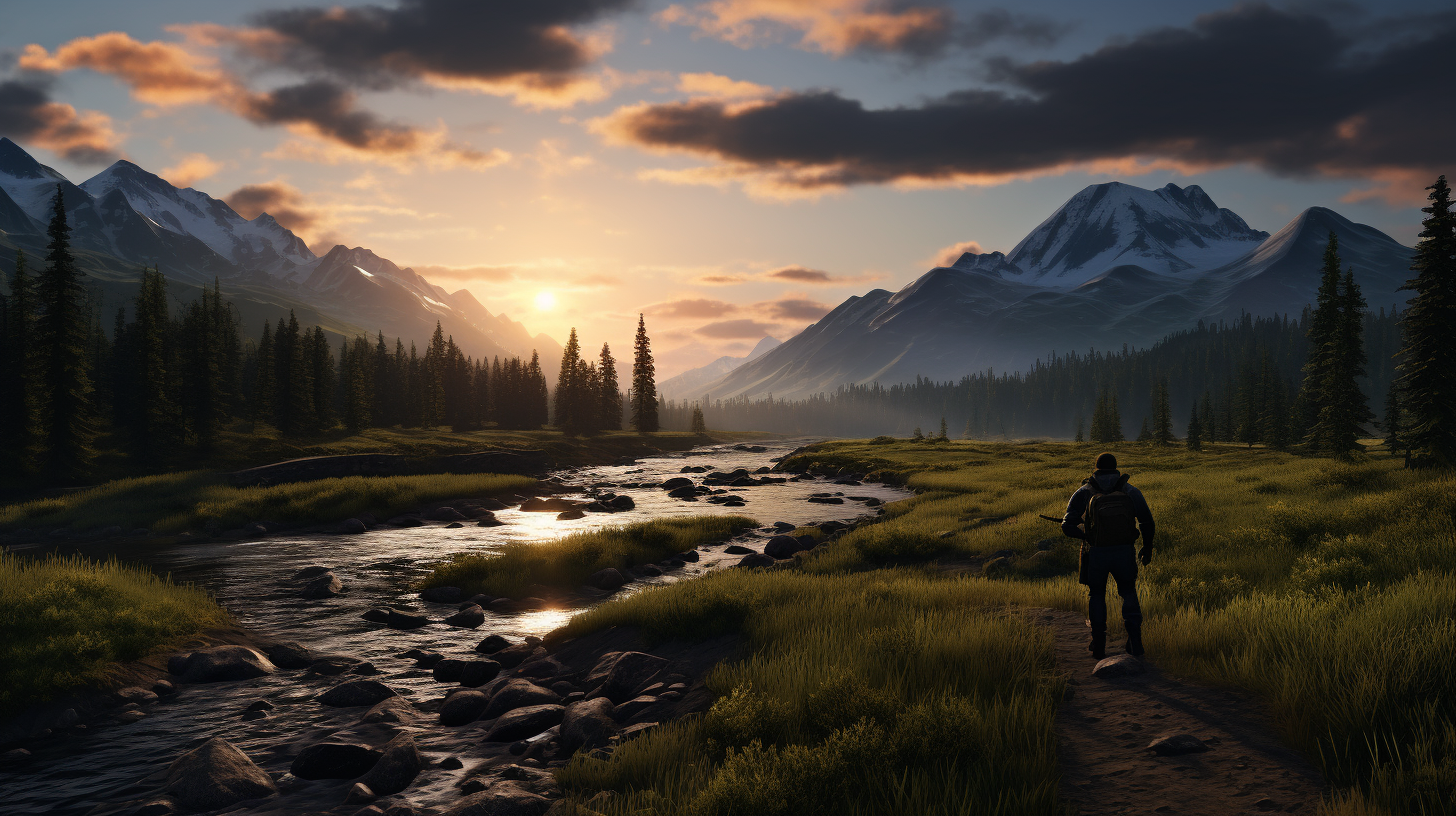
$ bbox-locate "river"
[1,439,910,815]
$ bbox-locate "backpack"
[1083,473,1140,547]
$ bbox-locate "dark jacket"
[1062,469,1155,545]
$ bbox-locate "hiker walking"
[1061,452,1155,659]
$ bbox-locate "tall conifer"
[630,314,658,432]
[1397,175,1456,466]
[35,186,97,481]
[1297,233,1345,451]
[3,249,38,470]
[599,342,621,431]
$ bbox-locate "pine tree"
[598,342,621,431]
[1312,266,1373,455]
[1137,416,1152,442]
[1297,233,1345,451]
[253,321,276,427]
[1186,405,1203,450]
[912,425,924,441]
[1380,379,1404,458]
[422,322,446,427]
[630,314,659,432]
[556,328,584,434]
[938,416,949,441]
[1397,175,1456,467]
[127,267,178,461]
[527,350,549,428]
[35,186,97,482]
[1198,391,1216,446]
[1073,414,1084,443]
[1152,377,1174,445]
[691,404,707,433]
[2,249,39,470]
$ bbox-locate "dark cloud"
[225,181,323,236]
[252,0,635,89]
[959,9,1072,49]
[761,297,831,321]
[605,4,1454,189]
[767,266,832,283]
[241,80,422,151]
[696,318,778,338]
[0,78,118,163]
[648,298,739,318]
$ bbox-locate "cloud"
[647,298,740,318]
[23,31,504,168]
[698,274,748,285]
[927,240,984,268]
[0,78,119,163]
[766,265,831,283]
[759,296,830,321]
[696,318,778,338]
[160,152,223,187]
[676,71,774,99]
[224,180,329,243]
[605,5,1456,195]
[237,0,636,108]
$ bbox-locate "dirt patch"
[1023,607,1327,816]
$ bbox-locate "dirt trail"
[1023,607,1328,816]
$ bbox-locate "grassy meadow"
[0,552,229,714]
[0,471,537,536]
[423,516,759,599]
[550,439,1454,816]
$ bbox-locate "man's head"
[1095,452,1117,471]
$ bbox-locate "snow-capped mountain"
[1005,182,1268,286]
[703,182,1415,400]
[660,335,781,399]
[80,160,315,279]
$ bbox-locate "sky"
[1,0,1449,377]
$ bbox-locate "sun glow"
[535,291,557,311]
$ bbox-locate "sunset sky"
[2,0,1449,376]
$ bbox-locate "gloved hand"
[1139,546,1152,566]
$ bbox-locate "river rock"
[519,497,580,513]
[361,697,421,725]
[559,698,617,753]
[409,650,444,668]
[613,695,661,722]
[319,680,398,707]
[659,477,692,490]
[420,586,464,603]
[484,679,561,719]
[587,568,626,591]
[433,659,466,682]
[0,749,30,764]
[556,508,586,520]
[723,544,752,555]
[478,498,509,511]
[388,516,424,527]
[516,657,567,680]
[440,690,490,726]
[636,564,663,577]
[1092,654,1145,678]
[460,660,502,688]
[340,518,367,534]
[476,634,510,654]
[172,646,276,683]
[764,535,807,559]
[444,604,486,628]
[343,783,376,805]
[308,655,364,676]
[115,686,159,706]
[607,495,635,511]
[1147,734,1209,756]
[427,507,467,522]
[293,565,331,579]
[444,782,552,816]
[164,738,277,811]
[590,652,666,704]
[736,552,776,569]
[484,704,565,742]
[477,514,504,527]
[678,550,700,562]
[492,643,546,668]
[359,733,424,795]
[386,609,430,629]
[290,742,383,779]
[301,572,344,599]
[264,641,313,670]
[808,496,844,504]
[361,608,391,623]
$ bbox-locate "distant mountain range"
[705,182,1416,400]
[660,335,780,399]
[0,138,558,373]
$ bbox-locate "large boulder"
[475,634,510,654]
[587,568,626,591]
[492,642,546,669]
[319,680,398,708]
[386,609,430,630]
[764,535,808,559]
[439,690,490,726]
[289,742,382,780]
[164,738,277,811]
[519,497,580,513]
[444,782,552,816]
[361,697,421,725]
[659,477,692,490]
[420,586,464,603]
[433,659,467,683]
[460,660,502,688]
[171,646,275,683]
[444,605,485,628]
[590,652,667,704]
[427,507,467,522]
[263,641,312,670]
[484,704,565,742]
[301,572,343,599]
[559,698,617,753]
[359,733,424,795]
[736,552,775,569]
[484,679,561,719]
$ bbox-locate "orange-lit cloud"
[676,72,775,99]
[1340,168,1438,208]
[648,298,740,319]
[0,79,119,163]
[223,180,336,248]
[927,240,985,268]
[696,318,778,338]
[766,265,830,283]
[160,152,224,187]
[658,0,953,56]
[20,34,238,106]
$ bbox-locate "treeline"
[552,315,660,436]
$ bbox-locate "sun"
[534,291,557,311]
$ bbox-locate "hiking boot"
[1125,621,1145,657]
[1088,632,1106,659]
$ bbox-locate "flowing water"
[1,439,910,815]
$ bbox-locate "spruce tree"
[35,186,97,482]
[1186,405,1202,450]
[630,314,659,432]
[1397,175,1456,467]
[938,416,949,441]
[129,266,178,461]
[556,328,583,434]
[691,404,707,433]
[253,321,276,427]
[1074,414,1084,443]
[2,249,38,470]
[423,322,447,427]
[1312,266,1373,455]
[527,350,549,428]
[1152,378,1174,445]
[598,342,621,431]
[310,326,335,433]
[1198,391,1216,446]
[1297,233,1345,451]
[1381,379,1404,458]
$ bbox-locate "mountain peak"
[0,137,66,182]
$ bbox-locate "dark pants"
[1086,544,1141,635]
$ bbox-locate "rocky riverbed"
[0,440,908,815]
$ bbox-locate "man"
[1061,452,1155,659]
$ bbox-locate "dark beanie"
[1095,452,1117,471]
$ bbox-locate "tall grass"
[0,552,229,714]
[0,471,537,535]
[423,516,758,599]
[554,569,1063,816]
[777,440,1456,814]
